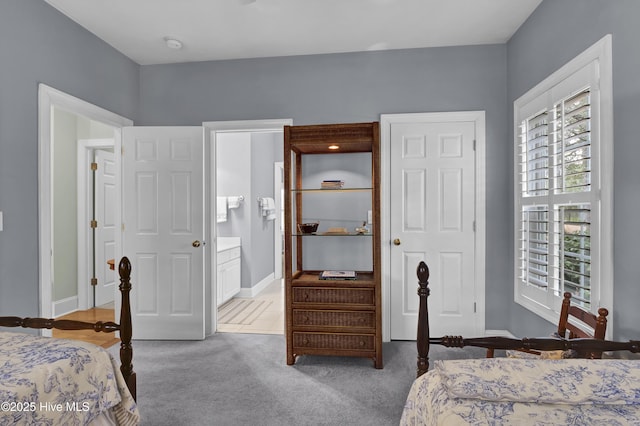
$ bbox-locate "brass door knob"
[393,238,401,246]
[192,240,203,248]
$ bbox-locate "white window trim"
[513,34,613,331]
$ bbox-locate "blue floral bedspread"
[0,331,139,425]
[401,358,640,425]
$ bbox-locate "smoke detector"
[164,37,183,50]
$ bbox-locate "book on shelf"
[319,270,357,280]
[321,180,344,189]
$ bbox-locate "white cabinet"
[217,244,241,307]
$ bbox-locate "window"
[514,35,613,324]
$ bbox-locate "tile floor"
[217,277,284,335]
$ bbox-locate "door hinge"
[121,146,125,155]
[474,302,477,313]
[91,277,98,286]
[90,162,98,171]
[121,223,125,231]
[473,139,476,150]
[473,221,476,232]
[90,220,98,229]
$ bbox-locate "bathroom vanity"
[217,237,241,306]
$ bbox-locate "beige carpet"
[218,298,272,325]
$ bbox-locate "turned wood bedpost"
[416,261,430,377]
[118,257,137,401]
[557,292,572,338]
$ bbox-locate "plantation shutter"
[517,83,594,309]
[514,34,612,323]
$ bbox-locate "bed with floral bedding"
[0,257,138,425]
[0,331,139,425]
[401,358,640,425]
[404,261,640,425]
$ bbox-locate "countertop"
[217,237,241,252]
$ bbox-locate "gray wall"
[52,108,78,301]
[507,0,640,340]
[139,44,510,329]
[250,132,281,287]
[0,0,138,317]
[217,132,251,243]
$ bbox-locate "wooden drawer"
[293,332,375,351]
[293,309,375,328]
[292,287,374,305]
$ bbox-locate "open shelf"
[284,122,382,369]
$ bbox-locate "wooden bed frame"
[0,256,136,400]
[415,260,640,377]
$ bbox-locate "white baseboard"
[53,296,78,317]
[237,273,275,298]
[484,329,516,338]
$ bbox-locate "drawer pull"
[359,340,365,347]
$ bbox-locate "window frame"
[513,35,613,329]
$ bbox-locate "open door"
[94,149,117,307]
[122,126,207,340]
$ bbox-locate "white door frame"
[380,111,486,342]
[77,139,115,311]
[202,119,292,333]
[38,84,132,329]
[274,161,284,280]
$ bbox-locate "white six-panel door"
[95,149,116,307]
[390,119,478,339]
[123,127,206,340]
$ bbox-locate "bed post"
[416,261,430,377]
[118,257,137,401]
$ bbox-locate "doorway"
[38,84,132,334]
[77,139,117,311]
[205,119,292,334]
[380,111,486,341]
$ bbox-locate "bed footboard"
[0,257,136,400]
[415,260,640,377]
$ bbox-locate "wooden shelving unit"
[284,122,382,368]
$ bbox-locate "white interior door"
[123,126,206,340]
[94,149,116,307]
[390,119,478,339]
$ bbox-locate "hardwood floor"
[55,277,284,344]
[53,307,119,349]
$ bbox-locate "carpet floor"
[120,333,485,426]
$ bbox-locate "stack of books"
[319,270,357,280]
[321,180,344,189]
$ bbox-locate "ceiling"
[44,0,542,66]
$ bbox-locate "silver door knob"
[192,240,203,248]
[393,238,401,246]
